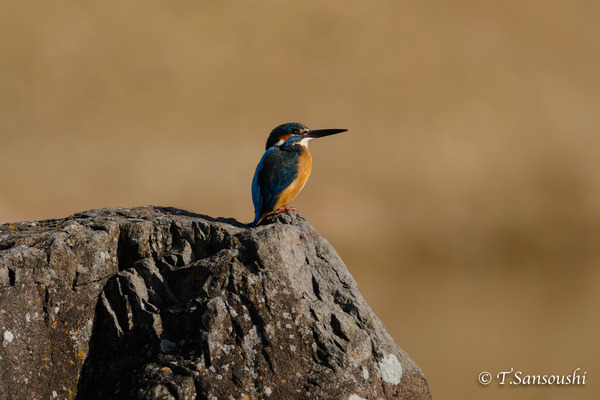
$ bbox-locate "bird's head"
[265,122,347,150]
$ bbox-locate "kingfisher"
[251,122,347,226]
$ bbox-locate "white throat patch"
[299,137,314,147]
[274,136,314,148]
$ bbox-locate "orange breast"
[273,147,312,210]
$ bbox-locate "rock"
[0,206,432,400]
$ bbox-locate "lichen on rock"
[0,206,431,400]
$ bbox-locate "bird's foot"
[274,206,298,214]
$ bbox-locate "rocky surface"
[0,206,431,400]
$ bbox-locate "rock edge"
[0,206,431,400]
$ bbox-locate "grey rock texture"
[0,206,431,400]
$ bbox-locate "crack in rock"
[0,206,431,400]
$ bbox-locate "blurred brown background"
[2,1,599,399]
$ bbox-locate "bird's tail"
[251,211,268,227]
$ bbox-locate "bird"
[251,122,347,226]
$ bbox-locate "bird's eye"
[291,128,300,135]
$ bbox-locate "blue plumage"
[252,141,302,226]
[251,122,347,226]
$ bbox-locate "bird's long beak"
[304,128,347,139]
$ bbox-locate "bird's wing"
[252,147,299,222]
